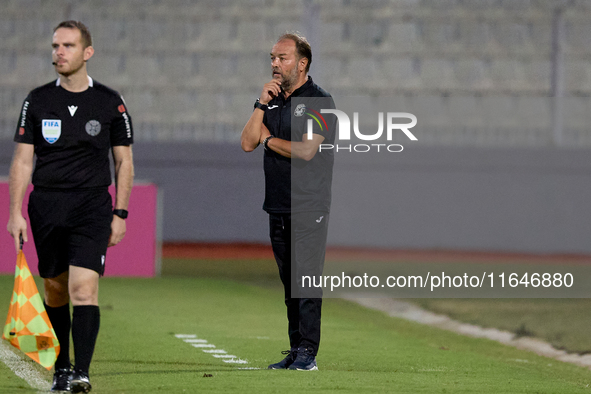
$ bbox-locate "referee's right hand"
[7,214,27,252]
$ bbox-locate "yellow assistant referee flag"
[2,249,60,370]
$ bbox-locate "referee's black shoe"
[51,367,71,392]
[267,349,297,369]
[70,369,91,393]
[288,347,318,371]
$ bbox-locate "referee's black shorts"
[28,187,112,278]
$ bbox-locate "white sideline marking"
[347,297,591,370]
[176,334,250,365]
[223,358,248,364]
[0,342,50,392]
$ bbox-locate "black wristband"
[263,135,274,151]
[254,99,268,111]
[113,209,128,219]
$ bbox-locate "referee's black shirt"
[262,76,336,214]
[14,77,133,190]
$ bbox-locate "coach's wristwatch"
[263,135,274,151]
[254,99,268,111]
[113,209,128,219]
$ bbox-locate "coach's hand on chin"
[108,216,126,247]
[260,78,281,105]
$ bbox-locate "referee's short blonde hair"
[54,20,92,49]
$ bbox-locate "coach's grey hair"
[277,32,312,73]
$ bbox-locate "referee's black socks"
[44,302,71,370]
[72,305,100,374]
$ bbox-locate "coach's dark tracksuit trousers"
[269,212,329,356]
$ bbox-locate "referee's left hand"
[108,216,126,247]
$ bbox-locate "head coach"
[6,21,134,393]
[241,32,336,371]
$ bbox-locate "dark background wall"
[2,142,588,255]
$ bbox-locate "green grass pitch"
[1,273,590,393]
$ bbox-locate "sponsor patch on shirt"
[41,119,61,143]
[85,120,101,136]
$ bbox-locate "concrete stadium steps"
[1,0,591,146]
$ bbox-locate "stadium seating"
[0,0,589,146]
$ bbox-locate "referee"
[241,33,335,371]
[6,21,134,393]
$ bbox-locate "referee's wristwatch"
[254,99,268,111]
[113,209,128,219]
